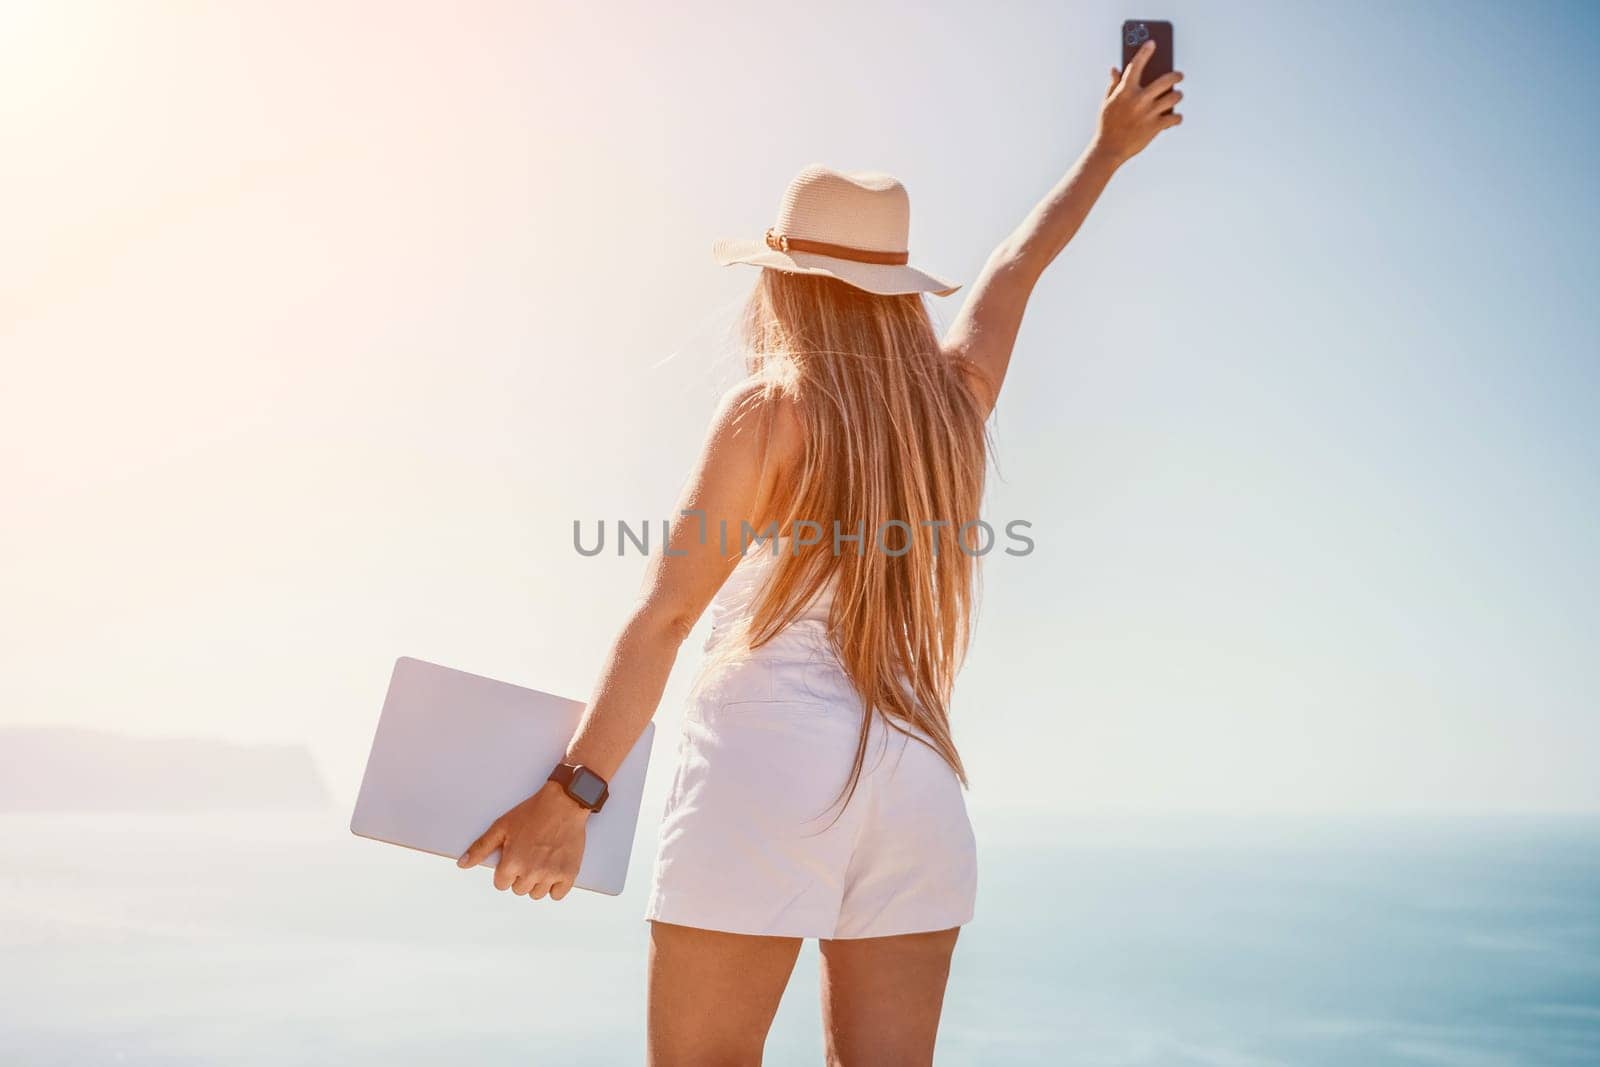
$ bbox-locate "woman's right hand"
[1092,39,1184,168]
[456,780,589,901]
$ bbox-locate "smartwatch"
[548,762,609,813]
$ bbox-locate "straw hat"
[713,165,960,297]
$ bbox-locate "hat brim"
[712,238,961,297]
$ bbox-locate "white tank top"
[705,538,836,652]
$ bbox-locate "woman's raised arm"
[943,40,1184,414]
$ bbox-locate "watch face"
[569,767,606,808]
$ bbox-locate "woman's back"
[704,537,835,654]
[730,268,989,795]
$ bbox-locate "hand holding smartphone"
[1094,19,1183,166]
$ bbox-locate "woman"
[458,44,1182,1065]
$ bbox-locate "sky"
[3,0,1597,815]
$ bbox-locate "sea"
[2,812,1596,1065]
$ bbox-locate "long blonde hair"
[731,268,990,810]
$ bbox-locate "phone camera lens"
[1134,23,1150,44]
[1124,29,1139,46]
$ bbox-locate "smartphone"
[1121,20,1174,88]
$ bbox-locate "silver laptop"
[351,656,655,896]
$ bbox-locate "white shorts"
[645,630,977,939]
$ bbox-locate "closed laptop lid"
[350,656,654,896]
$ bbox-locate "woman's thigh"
[818,927,960,1067]
[647,920,803,1067]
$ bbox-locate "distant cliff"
[0,727,330,812]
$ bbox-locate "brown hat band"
[764,228,910,266]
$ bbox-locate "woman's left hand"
[456,781,589,901]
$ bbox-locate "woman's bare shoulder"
[712,377,805,474]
